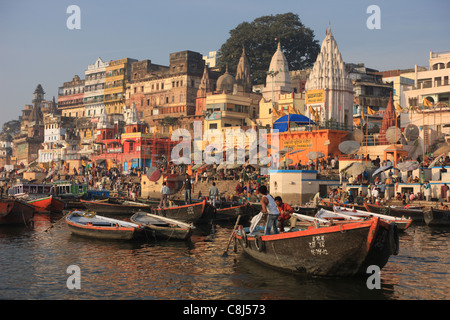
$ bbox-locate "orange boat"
[27,195,65,213]
[0,199,35,225]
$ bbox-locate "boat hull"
[424,208,450,227]
[80,199,151,215]
[153,200,206,223]
[214,203,253,222]
[0,199,35,225]
[364,203,424,222]
[65,212,143,240]
[236,217,396,277]
[28,196,65,213]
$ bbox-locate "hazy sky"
[0,0,448,129]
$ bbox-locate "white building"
[203,51,217,68]
[403,51,450,109]
[84,57,109,119]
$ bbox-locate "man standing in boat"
[159,182,170,208]
[258,185,279,235]
[209,182,219,207]
[180,174,194,204]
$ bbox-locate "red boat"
[27,195,65,213]
[236,216,398,277]
[0,199,35,225]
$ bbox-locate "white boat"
[316,207,412,231]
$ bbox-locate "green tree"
[2,119,21,136]
[218,13,320,85]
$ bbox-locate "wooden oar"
[222,215,241,257]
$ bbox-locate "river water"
[0,212,448,302]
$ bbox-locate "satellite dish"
[405,124,419,142]
[339,140,361,154]
[385,126,402,144]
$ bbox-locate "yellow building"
[204,93,259,133]
[105,58,137,118]
[258,93,305,127]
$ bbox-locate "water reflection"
[0,215,449,300]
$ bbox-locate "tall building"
[58,75,85,118]
[14,85,48,165]
[347,63,393,115]
[84,57,109,118]
[105,57,137,121]
[305,28,353,128]
[126,51,207,134]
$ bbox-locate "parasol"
[396,160,420,172]
[342,162,366,176]
[428,153,445,168]
[432,145,450,157]
[372,164,394,177]
[148,169,161,182]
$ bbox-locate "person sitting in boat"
[274,196,293,232]
[258,185,279,235]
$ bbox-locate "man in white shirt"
[209,182,219,207]
[159,182,170,208]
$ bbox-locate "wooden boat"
[27,195,65,213]
[317,207,413,231]
[236,214,398,277]
[364,203,424,222]
[318,199,366,211]
[424,208,450,227]
[65,211,144,240]
[214,203,253,222]
[152,200,206,223]
[80,199,151,215]
[131,211,194,240]
[0,199,35,225]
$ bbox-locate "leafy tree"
[218,13,320,85]
[160,116,180,128]
[2,119,21,136]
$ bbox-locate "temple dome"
[216,66,236,92]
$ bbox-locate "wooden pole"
[222,215,241,257]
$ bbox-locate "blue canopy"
[273,114,315,132]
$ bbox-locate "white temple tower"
[305,28,353,128]
[262,42,294,103]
